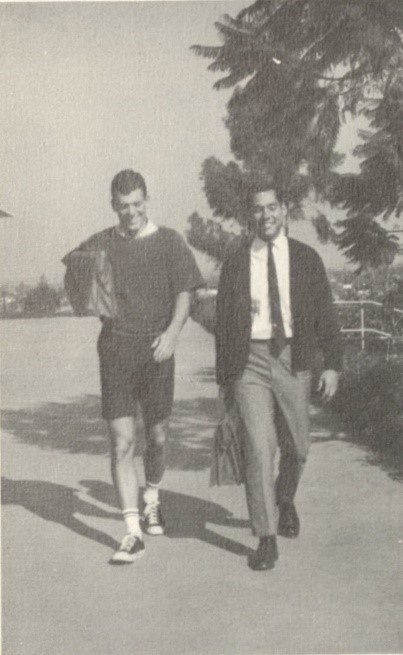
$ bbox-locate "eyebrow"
[254,202,278,209]
[120,199,143,206]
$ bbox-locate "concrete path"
[1,318,402,655]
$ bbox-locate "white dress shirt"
[250,230,293,339]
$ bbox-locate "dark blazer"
[62,248,117,317]
[215,237,342,386]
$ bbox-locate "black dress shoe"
[278,502,300,538]
[248,537,278,571]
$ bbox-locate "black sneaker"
[110,534,145,564]
[143,502,165,536]
[277,502,300,538]
[248,537,278,571]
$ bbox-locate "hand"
[151,329,178,363]
[317,370,339,402]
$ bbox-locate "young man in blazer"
[215,179,342,571]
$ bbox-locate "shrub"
[333,350,403,478]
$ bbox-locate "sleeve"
[167,231,205,296]
[312,254,343,372]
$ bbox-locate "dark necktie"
[268,242,286,357]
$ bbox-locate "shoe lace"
[145,502,160,525]
[120,533,138,552]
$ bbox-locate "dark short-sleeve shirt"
[77,225,204,336]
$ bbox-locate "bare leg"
[107,416,140,511]
[143,419,169,535]
[107,416,147,563]
[144,419,169,486]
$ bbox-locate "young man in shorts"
[65,170,203,563]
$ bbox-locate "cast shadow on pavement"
[1,388,342,468]
[1,476,251,556]
[1,394,219,471]
[1,476,120,550]
[80,479,252,557]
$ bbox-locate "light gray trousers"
[233,342,311,537]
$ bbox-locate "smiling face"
[112,187,148,236]
[250,189,286,242]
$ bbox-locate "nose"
[128,205,137,217]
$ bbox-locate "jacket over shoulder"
[62,228,117,317]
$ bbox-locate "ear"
[111,197,118,212]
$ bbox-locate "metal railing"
[335,299,403,352]
[195,290,403,353]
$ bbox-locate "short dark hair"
[244,175,284,209]
[111,170,147,199]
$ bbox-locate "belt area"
[250,338,293,344]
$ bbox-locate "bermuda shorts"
[97,327,175,425]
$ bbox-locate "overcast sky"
[1,1,363,285]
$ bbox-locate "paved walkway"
[1,318,402,654]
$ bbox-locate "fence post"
[360,302,365,350]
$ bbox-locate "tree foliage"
[191,0,403,269]
[187,209,239,262]
[201,158,246,219]
[23,276,61,316]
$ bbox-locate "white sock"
[143,484,160,506]
[122,508,142,536]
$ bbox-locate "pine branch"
[316,65,370,84]
[213,72,249,90]
[213,20,251,41]
[298,16,348,63]
[216,13,255,35]
[252,0,307,37]
[191,44,222,59]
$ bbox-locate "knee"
[109,429,135,461]
[148,422,168,448]
[246,434,277,465]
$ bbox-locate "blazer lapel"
[236,238,252,327]
[288,239,302,319]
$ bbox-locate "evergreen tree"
[190,0,403,268]
[23,276,61,316]
[187,207,240,262]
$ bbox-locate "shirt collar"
[115,220,158,240]
[272,230,287,249]
[251,229,287,252]
[137,220,158,239]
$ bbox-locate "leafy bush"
[23,276,61,316]
[333,350,403,478]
